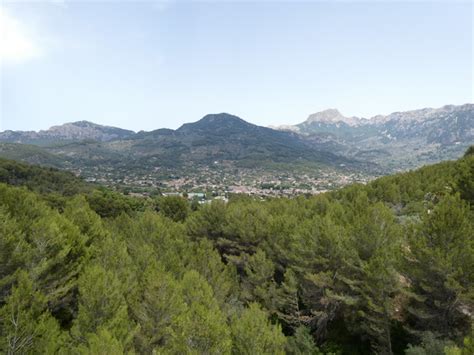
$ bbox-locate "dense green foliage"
[0,150,473,354]
[0,158,90,196]
[0,158,150,215]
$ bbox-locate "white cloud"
[0,8,41,64]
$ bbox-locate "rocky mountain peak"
[43,121,135,141]
[305,109,363,126]
[0,121,135,144]
[370,103,474,124]
[47,120,97,132]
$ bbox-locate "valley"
[0,105,472,197]
[2,2,472,353]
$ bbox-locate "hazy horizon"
[1,102,473,134]
[1,1,472,132]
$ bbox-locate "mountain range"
[0,114,361,185]
[273,103,473,171]
[0,120,135,145]
[0,104,472,186]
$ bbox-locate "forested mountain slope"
[0,114,373,191]
[0,113,359,173]
[0,149,473,354]
[0,158,91,195]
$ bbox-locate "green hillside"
[0,115,374,189]
[0,149,472,354]
[0,142,63,167]
[0,158,90,195]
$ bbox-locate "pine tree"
[0,207,28,303]
[0,186,89,325]
[286,326,321,355]
[404,194,474,341]
[184,239,239,314]
[230,302,286,355]
[276,268,303,329]
[240,249,278,311]
[347,203,403,354]
[165,271,232,354]
[157,195,189,222]
[71,264,133,350]
[0,272,64,354]
[456,157,474,205]
[130,264,185,353]
[299,215,354,340]
[186,200,227,241]
[63,195,108,243]
[76,329,125,355]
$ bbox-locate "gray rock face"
[0,121,135,144]
[275,104,474,171]
[304,109,366,127]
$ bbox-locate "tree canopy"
[0,150,473,354]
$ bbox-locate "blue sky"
[0,0,472,132]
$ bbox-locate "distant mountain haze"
[0,104,472,174]
[273,104,473,171]
[0,113,362,181]
[271,103,474,130]
[0,121,135,145]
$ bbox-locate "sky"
[0,0,472,132]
